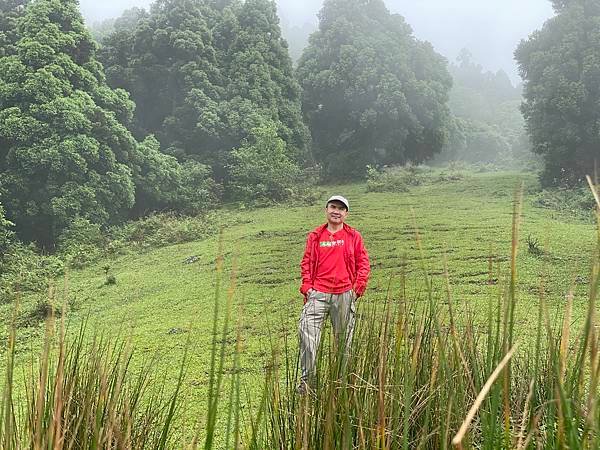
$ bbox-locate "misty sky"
[80,0,556,83]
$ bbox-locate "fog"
[80,0,555,83]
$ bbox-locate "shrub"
[436,161,470,182]
[0,211,227,303]
[133,136,220,216]
[534,184,596,221]
[57,217,106,268]
[0,242,64,303]
[290,164,324,206]
[366,164,430,193]
[110,212,221,250]
[103,264,117,285]
[366,165,408,193]
[526,234,544,256]
[226,123,305,204]
[439,118,541,171]
[26,296,61,324]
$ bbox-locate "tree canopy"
[0,0,27,56]
[296,0,452,178]
[218,0,310,164]
[100,0,223,160]
[0,0,213,246]
[0,0,137,245]
[515,0,600,185]
[227,122,302,203]
[100,0,309,181]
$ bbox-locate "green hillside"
[3,171,597,445]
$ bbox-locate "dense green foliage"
[0,0,215,247]
[0,201,14,253]
[218,0,310,163]
[297,0,452,178]
[0,0,137,245]
[227,122,302,203]
[0,0,27,56]
[99,0,221,158]
[100,0,309,185]
[132,136,217,215]
[365,163,428,193]
[515,0,600,186]
[534,184,597,221]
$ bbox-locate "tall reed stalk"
[0,310,185,449]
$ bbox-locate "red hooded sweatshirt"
[300,223,370,300]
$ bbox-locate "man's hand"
[303,288,315,305]
[353,285,364,299]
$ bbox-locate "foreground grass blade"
[452,344,518,449]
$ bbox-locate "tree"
[0,0,27,56]
[227,121,301,203]
[450,119,512,163]
[297,0,452,179]
[0,0,140,245]
[439,48,532,166]
[100,0,223,160]
[449,49,522,123]
[100,0,309,183]
[217,0,310,164]
[132,135,218,215]
[515,0,600,185]
[0,0,211,246]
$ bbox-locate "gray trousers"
[298,289,356,383]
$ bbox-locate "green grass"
[2,171,598,446]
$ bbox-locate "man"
[298,195,370,393]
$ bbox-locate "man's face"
[325,201,348,225]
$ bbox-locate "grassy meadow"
[2,170,599,448]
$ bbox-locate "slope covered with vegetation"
[2,171,598,447]
[3,0,600,446]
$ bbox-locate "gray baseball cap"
[326,195,349,211]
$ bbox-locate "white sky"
[79,0,555,83]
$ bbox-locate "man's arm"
[353,232,370,297]
[300,233,314,295]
